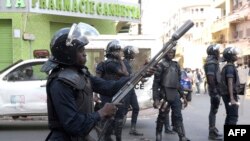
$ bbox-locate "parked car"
[0,59,48,119]
[180,70,193,102]
[0,59,153,119]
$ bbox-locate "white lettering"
[228,129,235,136]
[241,129,246,136]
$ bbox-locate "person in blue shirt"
[220,47,241,125]
[42,23,129,141]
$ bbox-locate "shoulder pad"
[58,69,86,90]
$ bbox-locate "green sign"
[5,0,26,8]
[31,0,140,21]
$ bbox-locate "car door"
[0,62,47,116]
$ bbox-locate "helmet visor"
[66,23,100,46]
[131,46,139,54]
[213,44,220,51]
[229,47,241,56]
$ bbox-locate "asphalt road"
[0,93,250,141]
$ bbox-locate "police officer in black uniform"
[204,44,223,140]
[122,45,143,136]
[42,23,129,141]
[220,47,240,125]
[96,40,129,141]
[152,47,189,141]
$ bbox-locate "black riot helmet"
[50,23,99,65]
[222,46,240,62]
[207,44,220,57]
[41,23,99,73]
[123,45,139,59]
[105,39,122,59]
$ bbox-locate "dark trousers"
[222,95,239,125]
[156,94,183,132]
[209,95,221,127]
[124,90,140,125]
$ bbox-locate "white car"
[0,59,48,119]
[0,58,153,119]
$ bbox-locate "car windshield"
[0,60,23,74]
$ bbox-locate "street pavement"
[118,93,250,141]
[0,93,249,141]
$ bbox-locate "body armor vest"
[47,68,93,133]
[160,60,180,89]
[220,63,241,95]
[204,58,221,90]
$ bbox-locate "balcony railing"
[211,16,229,33]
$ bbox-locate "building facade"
[164,0,216,69]
[0,0,140,70]
[211,0,250,66]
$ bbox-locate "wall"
[0,13,117,61]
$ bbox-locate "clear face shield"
[41,23,100,73]
[229,47,241,56]
[130,46,139,54]
[213,44,220,51]
[66,22,100,46]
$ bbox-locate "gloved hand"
[144,67,157,77]
[98,103,117,119]
[153,100,160,109]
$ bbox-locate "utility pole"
[138,0,142,35]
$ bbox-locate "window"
[7,63,47,81]
[196,22,199,27]
[200,22,204,27]
[238,30,243,38]
[200,8,204,13]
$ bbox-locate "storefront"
[0,0,140,70]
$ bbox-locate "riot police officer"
[204,44,223,140]
[152,47,189,141]
[42,23,129,141]
[220,47,241,125]
[122,45,143,136]
[96,40,129,141]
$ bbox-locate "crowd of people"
[42,22,244,141]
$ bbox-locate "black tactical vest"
[46,68,93,139]
[220,63,241,95]
[204,58,221,90]
[160,60,180,89]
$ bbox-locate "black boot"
[164,113,175,134]
[155,120,163,141]
[208,127,223,140]
[129,123,143,136]
[175,124,190,141]
[156,131,162,141]
[114,119,123,141]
